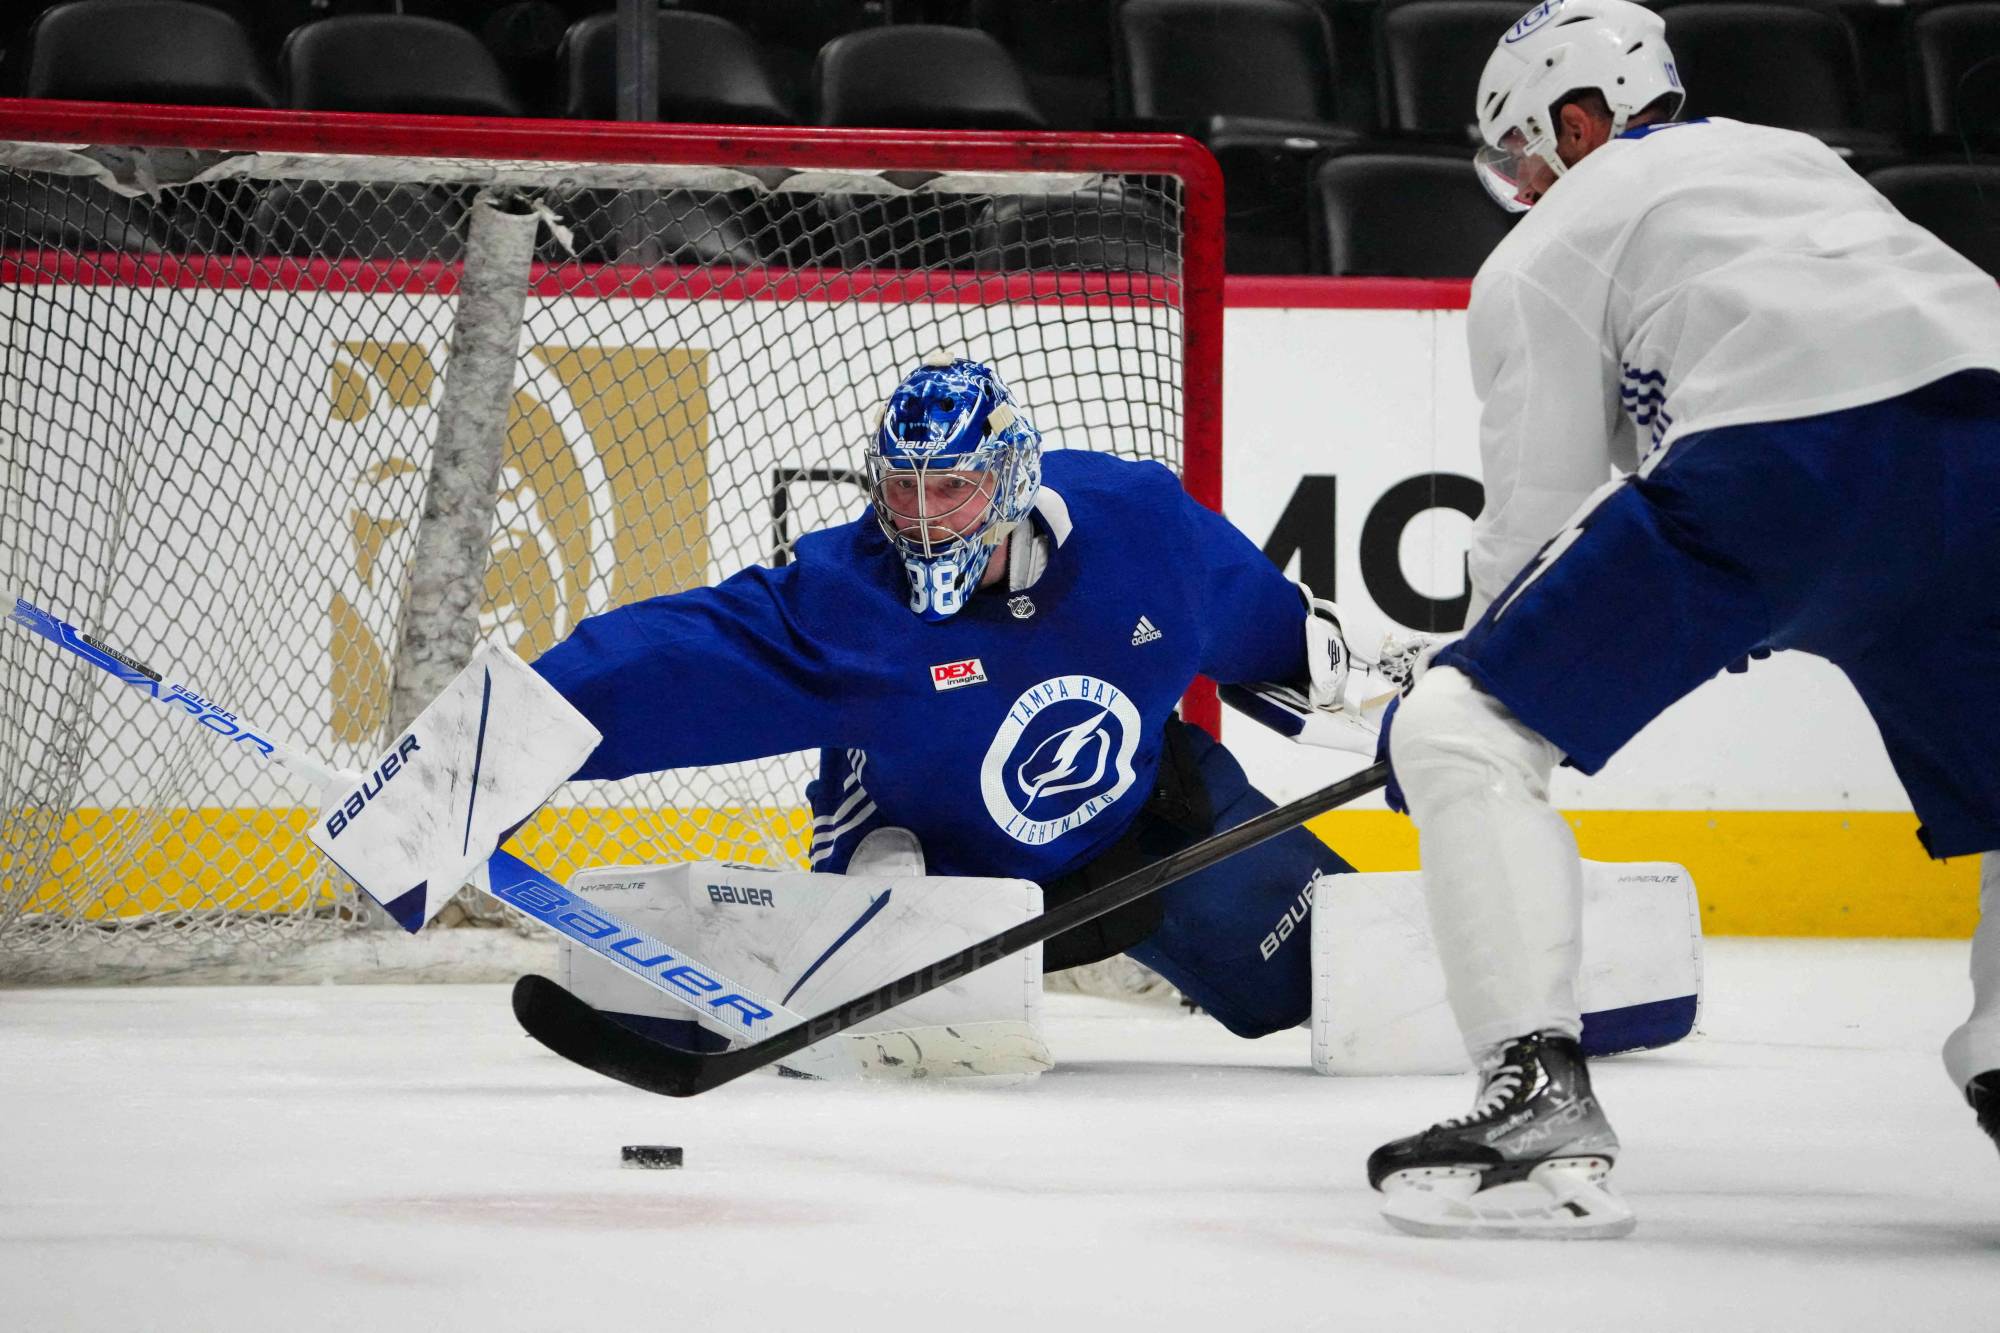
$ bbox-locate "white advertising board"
[1219,300,1908,814]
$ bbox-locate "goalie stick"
[511,757,1390,1097]
[6,596,801,1042]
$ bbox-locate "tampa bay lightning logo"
[982,675,1141,845]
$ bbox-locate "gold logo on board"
[326,341,710,744]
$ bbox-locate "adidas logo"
[1131,615,1163,646]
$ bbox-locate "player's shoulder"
[792,510,892,576]
[1474,118,1833,284]
[1040,448,1184,504]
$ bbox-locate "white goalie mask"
[1473,0,1685,211]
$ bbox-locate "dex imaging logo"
[931,657,987,691]
[981,674,1140,845]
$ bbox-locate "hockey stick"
[6,596,802,1042]
[511,757,1390,1097]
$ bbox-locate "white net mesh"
[0,115,1213,982]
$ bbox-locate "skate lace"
[1438,1064,1526,1128]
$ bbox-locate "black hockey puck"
[620,1144,684,1170]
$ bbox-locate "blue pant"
[1126,725,1354,1038]
[1442,369,2000,859]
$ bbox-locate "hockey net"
[0,104,1222,983]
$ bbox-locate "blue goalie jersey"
[533,450,1309,885]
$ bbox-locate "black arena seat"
[1908,1,2000,150]
[814,24,1045,130]
[558,9,797,125]
[1869,161,2000,277]
[14,0,277,105]
[1655,1,1899,164]
[1313,151,1516,276]
[255,15,522,262]
[1115,0,1358,272]
[963,0,1115,130]
[282,14,522,116]
[1374,0,1524,141]
[810,25,1046,268]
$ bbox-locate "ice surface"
[3,939,1996,1332]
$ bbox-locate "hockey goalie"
[300,351,1702,1087]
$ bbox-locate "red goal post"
[0,101,1224,976]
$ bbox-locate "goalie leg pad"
[564,862,1048,1080]
[1312,861,1703,1075]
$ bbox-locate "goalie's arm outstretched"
[533,558,857,780]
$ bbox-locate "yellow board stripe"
[1306,809,1981,938]
[14,807,1979,938]
[13,807,811,919]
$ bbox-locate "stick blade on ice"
[513,974,725,1097]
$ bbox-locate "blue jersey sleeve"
[532,562,852,781]
[1180,492,1309,686]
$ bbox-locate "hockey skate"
[1368,1032,1635,1239]
[1969,1072,2000,1159]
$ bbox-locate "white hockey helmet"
[1472,0,1685,211]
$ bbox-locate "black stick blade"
[512,974,721,1098]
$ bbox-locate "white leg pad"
[1312,861,1703,1074]
[564,863,1048,1081]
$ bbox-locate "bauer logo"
[323,733,422,839]
[1259,867,1325,961]
[980,674,1140,845]
[707,884,775,908]
[931,657,987,691]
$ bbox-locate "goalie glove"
[1302,588,1351,713]
[1217,587,1380,757]
[1220,593,1447,758]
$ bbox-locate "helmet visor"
[1473,129,1556,213]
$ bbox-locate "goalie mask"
[1473,0,1684,211]
[866,354,1043,622]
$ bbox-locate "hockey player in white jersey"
[1366,0,2000,1237]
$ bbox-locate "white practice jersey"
[1465,117,2000,615]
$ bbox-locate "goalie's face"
[867,355,1043,621]
[874,466,999,549]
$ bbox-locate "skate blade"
[1378,1158,1636,1240]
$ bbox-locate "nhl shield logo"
[1008,594,1036,620]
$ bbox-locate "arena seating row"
[1,0,1995,277]
[5,0,1992,139]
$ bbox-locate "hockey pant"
[1396,368,2000,1065]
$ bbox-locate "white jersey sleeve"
[1464,266,1631,619]
[1464,116,2000,607]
